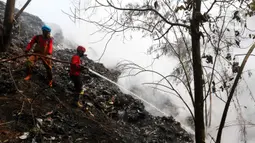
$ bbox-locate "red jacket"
[70,54,82,76]
[26,35,53,55]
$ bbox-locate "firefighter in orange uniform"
[24,25,53,87]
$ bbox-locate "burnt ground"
[0,45,193,143]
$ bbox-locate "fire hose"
[0,53,169,116]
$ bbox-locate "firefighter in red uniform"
[70,46,87,107]
[24,25,53,87]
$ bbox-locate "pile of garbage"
[0,1,193,143]
[0,47,193,143]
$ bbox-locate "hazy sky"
[15,0,89,43]
[10,0,255,69]
[9,0,166,71]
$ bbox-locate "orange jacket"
[26,35,53,55]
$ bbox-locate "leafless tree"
[65,0,255,142]
[0,0,32,52]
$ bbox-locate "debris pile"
[0,48,193,143]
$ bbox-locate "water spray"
[88,68,169,117]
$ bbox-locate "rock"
[19,132,29,140]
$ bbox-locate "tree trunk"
[191,0,205,142]
[216,43,255,143]
[0,0,16,52]
[15,0,31,20]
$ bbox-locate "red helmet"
[77,46,86,53]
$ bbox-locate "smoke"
[83,12,255,143]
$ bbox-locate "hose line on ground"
[0,53,169,116]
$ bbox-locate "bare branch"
[15,0,32,20]
[96,31,115,62]
[117,61,195,120]
[205,0,217,14]
[216,42,255,143]
[154,25,172,40]
[104,0,190,28]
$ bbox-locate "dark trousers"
[70,75,82,101]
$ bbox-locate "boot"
[48,80,53,87]
[24,66,32,81]
[77,100,84,108]
[24,74,31,80]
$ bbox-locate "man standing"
[70,46,87,107]
[24,25,53,87]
